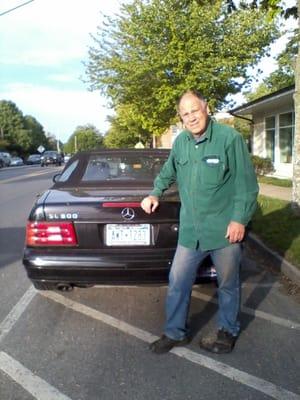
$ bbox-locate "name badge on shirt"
[203,155,220,166]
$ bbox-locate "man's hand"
[225,221,245,243]
[141,195,159,214]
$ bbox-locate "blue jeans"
[165,243,242,340]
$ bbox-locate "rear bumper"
[23,248,216,285]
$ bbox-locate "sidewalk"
[252,182,300,286]
[258,182,292,201]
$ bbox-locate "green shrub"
[251,155,274,176]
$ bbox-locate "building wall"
[158,123,183,149]
[252,106,294,179]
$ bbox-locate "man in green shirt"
[141,90,258,354]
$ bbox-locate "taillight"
[26,222,77,246]
[102,202,141,208]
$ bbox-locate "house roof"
[229,85,295,116]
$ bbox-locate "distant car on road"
[63,154,72,163]
[26,154,41,165]
[0,151,12,167]
[23,149,216,291]
[10,156,24,166]
[40,151,63,167]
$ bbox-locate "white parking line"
[0,286,36,343]
[191,291,300,330]
[0,352,72,400]
[97,286,299,330]
[41,291,300,400]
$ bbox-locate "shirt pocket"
[175,157,188,167]
[175,157,189,183]
[201,155,224,186]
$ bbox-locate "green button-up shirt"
[150,119,259,251]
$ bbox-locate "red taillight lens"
[26,222,78,246]
[102,202,141,208]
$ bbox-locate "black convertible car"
[23,149,216,291]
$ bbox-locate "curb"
[248,232,300,287]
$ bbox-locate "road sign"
[37,145,45,153]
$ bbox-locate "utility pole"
[74,135,77,152]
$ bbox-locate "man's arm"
[141,149,177,214]
[226,134,259,243]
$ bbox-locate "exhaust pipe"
[56,283,73,292]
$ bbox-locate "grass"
[258,176,292,187]
[252,195,300,269]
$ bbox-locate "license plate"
[106,224,150,246]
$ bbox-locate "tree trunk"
[292,0,300,213]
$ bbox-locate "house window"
[279,112,294,163]
[265,116,275,162]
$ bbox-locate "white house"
[229,85,295,179]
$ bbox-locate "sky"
[0,0,297,144]
[0,0,124,143]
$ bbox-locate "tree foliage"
[64,124,104,153]
[0,100,51,155]
[104,104,151,148]
[245,29,298,101]
[85,0,279,136]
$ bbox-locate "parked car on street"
[23,149,216,291]
[10,156,24,166]
[0,151,12,167]
[26,154,41,165]
[40,150,63,167]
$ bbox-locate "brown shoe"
[199,329,237,354]
[149,334,190,354]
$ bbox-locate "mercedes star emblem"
[121,207,135,220]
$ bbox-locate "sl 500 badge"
[48,213,79,220]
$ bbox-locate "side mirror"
[53,173,62,183]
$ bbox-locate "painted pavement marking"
[0,351,72,400]
[191,290,300,330]
[96,285,299,330]
[41,290,300,400]
[0,286,36,344]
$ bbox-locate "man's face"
[178,94,209,136]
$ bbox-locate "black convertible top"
[52,148,170,188]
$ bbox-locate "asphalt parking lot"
[0,165,299,400]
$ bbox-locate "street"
[0,165,299,400]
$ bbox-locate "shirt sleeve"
[227,133,259,225]
[150,147,177,198]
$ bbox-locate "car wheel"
[0,160,3,168]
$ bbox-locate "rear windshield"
[81,154,167,182]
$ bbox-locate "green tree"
[0,100,24,147]
[104,104,151,148]
[65,124,104,152]
[0,100,51,155]
[245,30,298,101]
[23,115,49,153]
[85,0,278,136]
